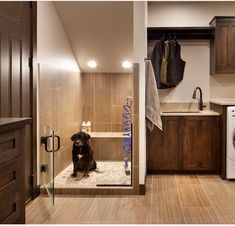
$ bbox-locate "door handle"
[54,135,60,152]
[41,135,61,152]
[41,135,52,152]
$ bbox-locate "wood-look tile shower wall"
[39,64,83,181]
[82,73,133,161]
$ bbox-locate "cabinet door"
[147,117,182,171]
[213,19,235,73]
[215,22,229,72]
[183,117,218,170]
[227,23,235,70]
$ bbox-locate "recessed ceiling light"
[87,60,97,68]
[122,60,132,69]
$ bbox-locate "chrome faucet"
[192,87,205,111]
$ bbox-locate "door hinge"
[28,57,33,68]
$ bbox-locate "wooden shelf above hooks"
[147,27,215,40]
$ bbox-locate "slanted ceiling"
[54,1,133,73]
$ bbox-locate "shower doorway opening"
[39,64,139,197]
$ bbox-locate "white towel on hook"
[145,60,162,131]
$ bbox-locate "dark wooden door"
[183,117,218,170]
[0,2,33,202]
[147,116,182,171]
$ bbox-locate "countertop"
[0,117,32,131]
[87,132,130,138]
[161,110,220,116]
[210,98,235,105]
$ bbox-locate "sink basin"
[162,110,201,113]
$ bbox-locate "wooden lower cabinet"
[183,117,218,171]
[0,118,31,224]
[147,117,182,171]
[147,116,219,173]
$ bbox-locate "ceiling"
[54,1,133,73]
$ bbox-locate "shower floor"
[54,161,131,188]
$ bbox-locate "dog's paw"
[83,174,89,178]
[71,172,77,177]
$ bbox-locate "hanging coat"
[166,40,186,87]
[150,38,171,89]
[151,38,186,89]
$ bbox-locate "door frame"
[30,1,39,200]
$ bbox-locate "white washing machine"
[227,106,235,179]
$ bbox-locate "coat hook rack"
[148,27,215,41]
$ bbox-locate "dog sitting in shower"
[71,132,97,178]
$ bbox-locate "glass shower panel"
[41,126,55,204]
[95,96,133,187]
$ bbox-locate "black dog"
[71,132,97,177]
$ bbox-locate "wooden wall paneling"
[39,64,83,184]
[91,138,111,161]
[94,73,111,124]
[10,38,22,117]
[82,74,94,122]
[109,139,124,161]
[111,73,132,106]
[82,73,133,161]
[0,30,10,117]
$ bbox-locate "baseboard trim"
[147,170,219,174]
[139,184,146,195]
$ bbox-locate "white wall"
[148,2,235,100]
[37,2,80,72]
[148,40,210,102]
[148,2,235,27]
[133,1,147,185]
[210,75,235,98]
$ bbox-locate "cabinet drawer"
[0,129,22,166]
[0,158,24,223]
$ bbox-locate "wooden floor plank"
[178,183,211,208]
[152,175,179,195]
[199,175,234,197]
[26,175,235,224]
[151,194,185,224]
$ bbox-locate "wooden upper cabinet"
[210,17,235,74]
[182,117,218,171]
